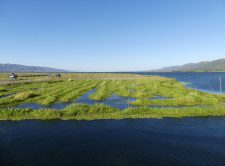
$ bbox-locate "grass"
[14,91,38,101]
[1,103,225,120]
[0,87,7,93]
[1,73,225,120]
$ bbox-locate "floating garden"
[0,73,225,120]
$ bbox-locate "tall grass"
[1,103,225,121]
[14,91,38,101]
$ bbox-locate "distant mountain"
[0,64,68,72]
[150,59,225,72]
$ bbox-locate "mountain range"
[1,59,225,73]
[0,64,68,72]
[150,58,225,72]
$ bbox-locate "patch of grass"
[0,108,61,120]
[89,80,115,100]
[61,103,120,119]
[0,103,120,120]
[0,87,7,93]
[14,91,38,101]
[30,109,62,120]
[1,103,225,121]
[122,105,225,118]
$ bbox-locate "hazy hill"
[150,59,225,72]
[0,64,68,72]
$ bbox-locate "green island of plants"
[0,73,225,120]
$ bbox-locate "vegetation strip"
[1,104,225,120]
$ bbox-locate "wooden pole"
[219,76,222,94]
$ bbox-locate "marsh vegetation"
[1,73,225,120]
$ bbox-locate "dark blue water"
[135,72,225,94]
[0,118,225,166]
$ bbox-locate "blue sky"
[0,0,225,71]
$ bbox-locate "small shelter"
[8,73,18,79]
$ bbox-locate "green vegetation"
[1,104,225,120]
[0,87,7,93]
[0,73,225,120]
[14,91,38,101]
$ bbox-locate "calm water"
[0,118,225,166]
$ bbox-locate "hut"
[8,73,18,79]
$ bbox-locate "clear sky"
[0,0,225,71]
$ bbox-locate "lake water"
[0,118,225,166]
[1,72,225,165]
